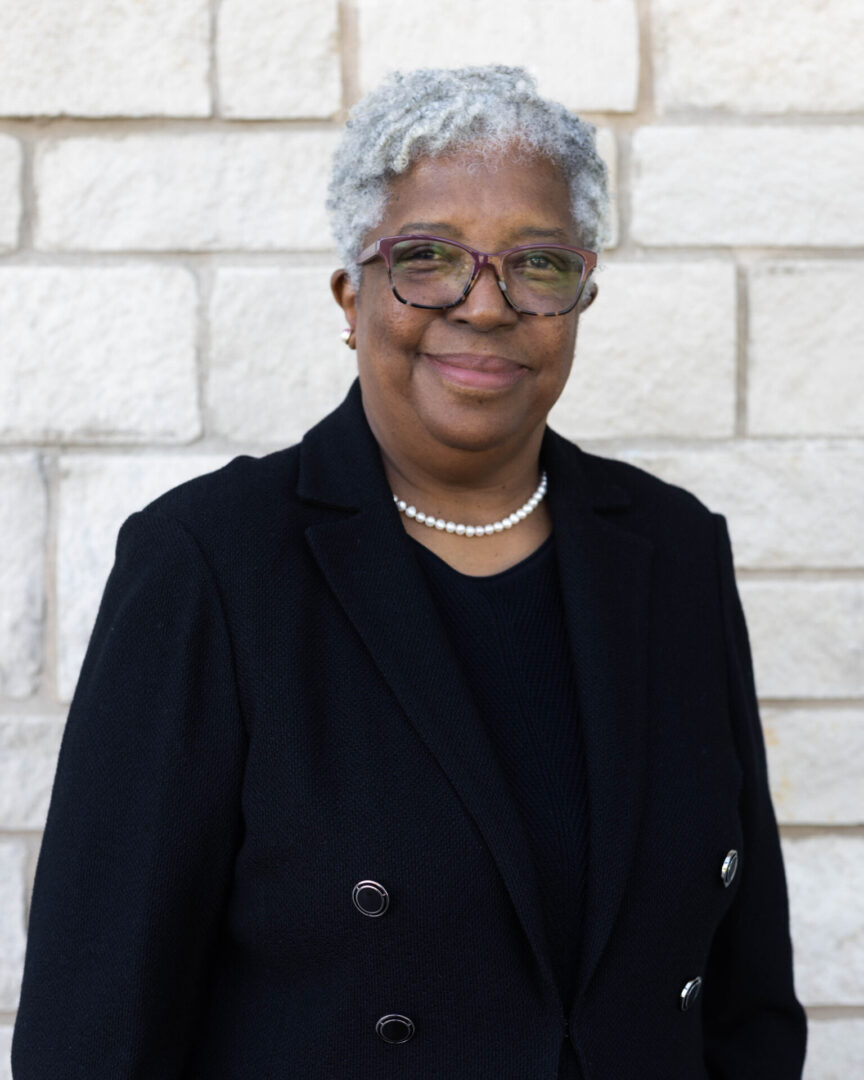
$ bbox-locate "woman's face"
[332,147,597,460]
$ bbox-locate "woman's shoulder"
[555,438,723,562]
[549,427,717,521]
[122,444,307,568]
[581,446,714,517]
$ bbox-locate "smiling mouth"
[422,352,528,390]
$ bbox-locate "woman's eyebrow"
[516,226,571,241]
[396,221,462,236]
[395,223,574,243]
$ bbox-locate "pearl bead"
[392,471,548,538]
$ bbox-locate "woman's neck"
[373,424,552,578]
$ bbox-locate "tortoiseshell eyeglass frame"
[356,234,598,317]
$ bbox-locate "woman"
[12,66,806,1078]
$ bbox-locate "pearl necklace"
[392,471,548,538]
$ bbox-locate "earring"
[341,327,356,349]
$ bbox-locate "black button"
[352,880,389,917]
[376,1014,415,1043]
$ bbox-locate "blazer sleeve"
[702,513,807,1079]
[11,510,248,1078]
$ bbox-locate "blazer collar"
[298,378,653,1017]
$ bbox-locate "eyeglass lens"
[388,238,586,313]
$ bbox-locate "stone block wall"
[1,1,862,1074]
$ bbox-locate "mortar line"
[735,263,749,436]
[209,0,221,118]
[338,0,361,118]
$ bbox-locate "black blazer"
[12,378,806,1079]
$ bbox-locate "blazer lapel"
[297,380,563,1015]
[297,380,654,1016]
[543,428,654,1006]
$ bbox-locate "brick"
[804,1019,864,1080]
[35,133,340,252]
[218,0,340,119]
[357,0,639,113]
[653,0,864,114]
[740,581,864,700]
[0,716,65,830]
[0,1025,11,1080]
[549,261,735,438]
[57,454,232,701]
[762,708,864,826]
[0,137,21,251]
[0,268,199,443]
[631,127,864,247]
[0,840,28,1010]
[208,267,356,443]
[616,443,864,568]
[0,455,45,698]
[749,262,864,436]
[783,836,864,1005]
[0,0,209,118]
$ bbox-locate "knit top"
[409,531,589,1014]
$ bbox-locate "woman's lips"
[423,353,528,390]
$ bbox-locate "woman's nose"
[446,262,518,329]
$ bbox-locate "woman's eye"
[524,252,562,271]
[397,245,447,263]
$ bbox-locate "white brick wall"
[0,138,21,252]
[35,132,340,251]
[0,456,46,698]
[631,127,864,247]
[0,267,200,443]
[357,0,640,112]
[208,266,355,443]
[549,261,736,438]
[749,262,864,436]
[217,0,342,119]
[1,0,862,1068]
[653,0,864,115]
[0,0,211,118]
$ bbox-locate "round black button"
[721,850,739,888]
[352,880,389,917]
[376,1014,415,1043]
[680,976,703,1012]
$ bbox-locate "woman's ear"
[331,268,358,331]
[579,279,599,313]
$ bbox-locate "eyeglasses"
[357,234,597,316]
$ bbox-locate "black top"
[410,532,589,1012]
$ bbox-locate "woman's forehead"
[380,147,576,240]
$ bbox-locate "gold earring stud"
[341,327,355,349]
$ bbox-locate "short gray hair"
[327,65,611,287]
